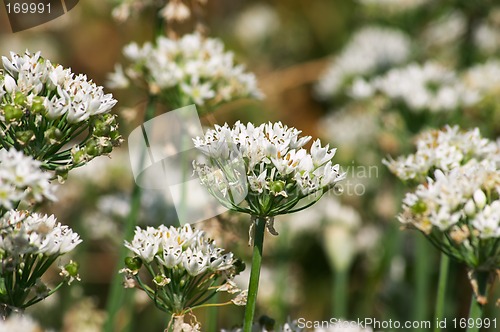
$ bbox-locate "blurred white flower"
[422,11,466,48]
[360,62,479,112]
[234,4,280,47]
[318,109,378,148]
[316,26,411,99]
[0,148,56,211]
[462,59,500,95]
[0,314,47,332]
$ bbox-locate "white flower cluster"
[1,51,116,123]
[0,148,56,211]
[463,59,500,95]
[399,159,500,268]
[352,62,479,112]
[384,126,499,182]
[125,224,235,276]
[318,109,379,148]
[193,122,344,216]
[0,314,47,332]
[0,210,81,257]
[111,0,197,23]
[108,33,263,113]
[473,8,500,55]
[316,26,411,99]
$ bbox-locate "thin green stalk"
[206,292,219,332]
[467,295,483,332]
[414,235,431,327]
[333,268,348,318]
[104,99,156,332]
[467,270,490,332]
[243,217,266,332]
[433,253,450,332]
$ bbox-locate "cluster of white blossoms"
[125,224,236,274]
[399,159,500,269]
[316,26,411,99]
[193,121,345,217]
[0,314,47,332]
[462,59,500,95]
[473,7,500,55]
[0,210,82,258]
[108,33,263,113]
[352,62,479,112]
[0,148,56,211]
[122,224,245,315]
[1,51,116,123]
[384,126,499,182]
[318,108,379,148]
[421,11,466,48]
[0,51,122,176]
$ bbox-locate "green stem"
[414,235,431,327]
[333,268,348,318]
[207,292,219,332]
[243,217,266,332]
[433,253,450,332]
[467,270,490,332]
[467,295,483,332]
[104,98,156,332]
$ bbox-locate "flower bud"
[4,105,23,121]
[473,189,487,209]
[44,127,63,145]
[464,199,476,216]
[125,256,142,271]
[411,200,427,214]
[92,119,111,136]
[31,96,46,113]
[14,92,27,106]
[15,130,35,145]
[64,261,80,277]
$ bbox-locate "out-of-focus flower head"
[0,314,47,332]
[0,51,122,180]
[122,224,245,318]
[353,62,479,113]
[108,33,263,114]
[316,26,412,99]
[0,148,56,213]
[193,121,345,220]
[111,0,200,23]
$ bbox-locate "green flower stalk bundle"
[0,51,122,180]
[193,121,344,331]
[121,224,245,331]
